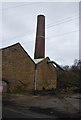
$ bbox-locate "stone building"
[1,43,35,92]
[0,15,63,92]
[0,42,57,92]
[34,57,57,90]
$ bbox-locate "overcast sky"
[0,2,80,66]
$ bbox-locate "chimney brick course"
[34,15,45,59]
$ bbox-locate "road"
[2,103,56,119]
[2,101,80,119]
[2,93,81,119]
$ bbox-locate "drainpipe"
[47,60,64,89]
[34,64,37,90]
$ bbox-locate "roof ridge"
[0,42,35,64]
[0,42,20,50]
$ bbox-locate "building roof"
[33,58,44,64]
[1,42,64,70]
[1,42,35,64]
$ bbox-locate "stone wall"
[2,43,35,92]
[1,43,57,92]
[36,57,57,90]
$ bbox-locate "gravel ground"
[2,92,81,118]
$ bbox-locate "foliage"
[57,59,81,91]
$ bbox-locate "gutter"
[47,60,64,71]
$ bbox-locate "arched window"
[2,80,8,92]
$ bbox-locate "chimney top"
[34,14,45,59]
[37,14,45,17]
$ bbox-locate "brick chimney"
[34,15,45,59]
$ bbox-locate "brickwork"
[34,15,45,59]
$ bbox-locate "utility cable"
[46,29,80,39]
[0,3,39,10]
[3,29,80,42]
[47,16,80,29]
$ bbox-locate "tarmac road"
[2,93,81,119]
[2,104,56,119]
[2,106,29,118]
[2,101,80,119]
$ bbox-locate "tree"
[57,59,80,90]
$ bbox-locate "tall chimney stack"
[34,15,45,59]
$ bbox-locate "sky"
[0,2,80,66]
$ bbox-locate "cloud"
[1,2,79,66]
